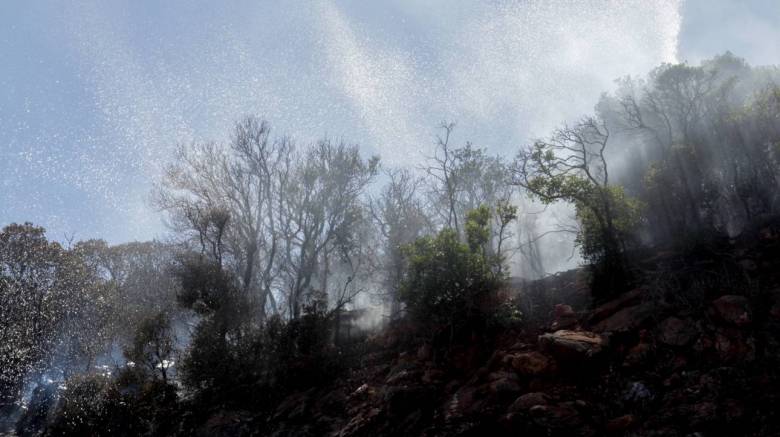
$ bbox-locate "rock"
[529,403,582,429]
[508,341,530,351]
[385,361,420,384]
[509,392,550,411]
[273,392,310,420]
[711,295,751,326]
[592,301,655,333]
[693,334,714,354]
[689,401,717,427]
[383,386,431,416]
[486,350,506,370]
[605,414,636,433]
[722,399,745,423]
[421,368,445,384]
[623,330,653,367]
[337,407,381,436]
[487,370,516,381]
[623,381,654,405]
[551,304,579,330]
[511,351,554,376]
[385,369,420,385]
[770,302,780,320]
[198,410,252,437]
[659,317,697,346]
[351,383,375,400]
[416,343,432,361]
[714,328,755,363]
[738,258,758,271]
[539,330,607,361]
[589,288,643,324]
[489,375,522,396]
[446,386,481,420]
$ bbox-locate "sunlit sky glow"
[2,0,779,243]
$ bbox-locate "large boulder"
[488,371,522,397]
[198,410,253,437]
[623,330,653,367]
[510,351,555,376]
[605,414,636,433]
[714,327,756,363]
[658,317,698,346]
[551,304,579,330]
[538,330,607,361]
[711,295,751,326]
[528,402,585,431]
[509,392,551,412]
[588,288,643,324]
[592,302,655,333]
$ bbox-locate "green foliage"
[495,201,518,227]
[465,205,491,253]
[123,312,175,381]
[45,375,124,436]
[399,208,504,342]
[45,372,179,437]
[575,185,643,263]
[521,133,644,265]
[173,254,237,315]
[0,223,113,408]
[178,307,344,415]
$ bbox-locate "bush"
[44,370,179,437]
[179,298,345,413]
[45,374,134,436]
[123,312,175,382]
[399,215,503,344]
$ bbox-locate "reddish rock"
[770,301,780,320]
[488,372,522,396]
[199,410,252,437]
[416,343,432,361]
[529,403,582,429]
[511,351,554,376]
[509,392,550,411]
[539,330,606,361]
[551,304,579,330]
[711,295,751,326]
[446,386,480,420]
[624,330,653,367]
[421,369,444,384]
[689,401,718,427]
[658,317,697,346]
[589,288,643,324]
[722,399,745,423]
[487,370,516,382]
[592,302,655,333]
[385,369,420,385]
[605,414,636,433]
[714,328,755,362]
[693,334,714,354]
[338,407,381,436]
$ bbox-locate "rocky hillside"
[195,220,780,437]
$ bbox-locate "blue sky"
[1,1,778,243]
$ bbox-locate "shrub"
[44,370,180,437]
[399,211,503,344]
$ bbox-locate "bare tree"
[423,122,461,233]
[155,117,291,320]
[369,168,432,318]
[278,140,378,319]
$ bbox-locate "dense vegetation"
[2,52,780,436]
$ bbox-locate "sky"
[1,0,779,244]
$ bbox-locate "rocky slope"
[202,222,780,436]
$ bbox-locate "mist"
[3,1,780,436]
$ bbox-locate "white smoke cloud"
[3,0,682,242]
